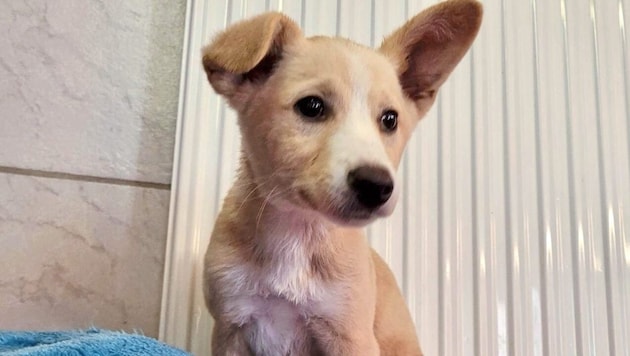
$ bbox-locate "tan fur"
[202,1,482,355]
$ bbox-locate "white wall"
[161,0,630,354]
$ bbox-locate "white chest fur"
[216,218,343,354]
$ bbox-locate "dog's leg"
[211,321,252,356]
[372,251,423,356]
[309,318,380,356]
[308,248,381,356]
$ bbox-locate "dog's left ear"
[202,12,302,101]
[380,0,482,109]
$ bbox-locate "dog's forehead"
[299,37,395,78]
[288,36,401,91]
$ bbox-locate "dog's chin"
[316,201,394,228]
[290,189,396,227]
[330,203,397,227]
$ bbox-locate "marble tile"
[0,172,169,337]
[0,0,186,184]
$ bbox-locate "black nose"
[347,166,394,210]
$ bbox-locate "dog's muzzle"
[347,165,394,210]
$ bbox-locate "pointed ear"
[202,12,302,99]
[380,0,482,106]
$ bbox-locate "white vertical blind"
[160,0,630,355]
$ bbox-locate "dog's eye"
[295,96,325,119]
[379,110,398,132]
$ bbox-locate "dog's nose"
[347,166,394,210]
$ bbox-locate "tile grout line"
[0,166,171,190]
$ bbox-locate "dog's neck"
[233,158,334,254]
[228,158,352,301]
[252,201,331,262]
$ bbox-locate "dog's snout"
[347,166,394,210]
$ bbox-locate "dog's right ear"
[202,12,302,100]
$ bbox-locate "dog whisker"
[230,169,295,215]
[254,185,279,238]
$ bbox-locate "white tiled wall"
[161,0,630,355]
[0,173,170,334]
[0,0,185,337]
[0,0,182,184]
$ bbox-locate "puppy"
[201,1,482,355]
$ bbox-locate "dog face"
[203,0,482,226]
[234,39,417,226]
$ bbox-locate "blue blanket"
[0,329,191,356]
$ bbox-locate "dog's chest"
[220,238,342,354]
[225,243,341,313]
[231,294,314,355]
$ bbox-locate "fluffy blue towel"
[0,328,191,356]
